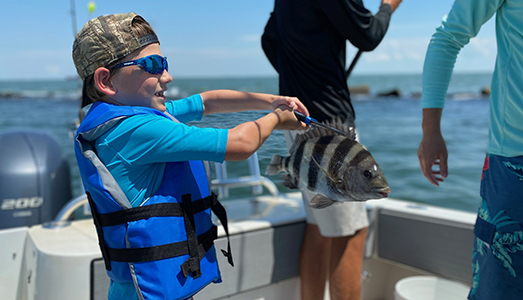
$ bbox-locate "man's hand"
[417,108,448,186]
[418,131,448,186]
[382,0,402,13]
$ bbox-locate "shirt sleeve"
[318,0,392,51]
[421,0,503,108]
[165,93,204,123]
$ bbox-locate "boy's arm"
[200,90,309,117]
[224,104,302,161]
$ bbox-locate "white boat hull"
[1,192,475,300]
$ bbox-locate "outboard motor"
[0,130,72,229]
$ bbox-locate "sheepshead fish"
[265,118,390,209]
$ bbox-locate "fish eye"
[363,170,372,179]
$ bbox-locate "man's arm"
[319,0,401,51]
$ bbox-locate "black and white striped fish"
[265,118,390,209]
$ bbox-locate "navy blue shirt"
[262,0,392,122]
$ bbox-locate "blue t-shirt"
[92,94,228,300]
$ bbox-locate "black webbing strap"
[96,195,215,227]
[107,226,217,263]
[180,194,202,278]
[210,196,234,267]
[88,191,234,275]
[86,192,113,271]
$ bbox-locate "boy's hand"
[271,96,309,117]
[272,105,307,130]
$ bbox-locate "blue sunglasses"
[112,55,168,75]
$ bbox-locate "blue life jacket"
[74,102,233,300]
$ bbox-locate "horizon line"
[0,71,494,82]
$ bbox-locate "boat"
[0,129,474,300]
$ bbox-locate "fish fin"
[325,117,356,140]
[309,195,337,209]
[293,117,356,144]
[282,175,298,189]
[265,154,283,175]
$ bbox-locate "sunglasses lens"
[142,56,167,74]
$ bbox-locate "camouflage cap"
[72,12,159,79]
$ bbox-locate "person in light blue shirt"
[418,0,523,299]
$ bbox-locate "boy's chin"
[153,102,167,112]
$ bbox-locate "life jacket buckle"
[181,256,203,278]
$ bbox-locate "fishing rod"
[70,0,77,37]
[294,111,348,136]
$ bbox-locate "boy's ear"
[93,67,117,96]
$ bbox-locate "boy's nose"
[161,70,173,83]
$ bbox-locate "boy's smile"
[108,44,173,112]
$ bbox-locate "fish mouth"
[372,186,391,198]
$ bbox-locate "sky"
[0,0,497,80]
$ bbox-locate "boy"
[72,13,308,300]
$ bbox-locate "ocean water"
[0,73,492,213]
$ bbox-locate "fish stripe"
[326,139,363,191]
[292,142,306,185]
[284,156,290,171]
[348,148,372,168]
[328,139,359,173]
[308,136,335,190]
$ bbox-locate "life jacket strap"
[181,193,202,277]
[86,191,113,271]
[210,195,234,267]
[107,225,217,263]
[95,195,216,227]
[180,193,234,277]
[88,192,234,275]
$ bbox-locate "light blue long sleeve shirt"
[422,0,523,157]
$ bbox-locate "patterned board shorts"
[470,154,523,300]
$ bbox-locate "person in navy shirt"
[262,0,401,299]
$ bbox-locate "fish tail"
[265,154,284,175]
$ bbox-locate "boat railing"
[52,194,91,223]
[53,152,279,222]
[211,152,279,198]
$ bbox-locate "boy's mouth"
[155,91,165,97]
